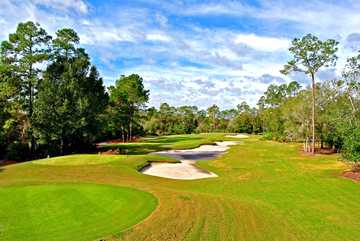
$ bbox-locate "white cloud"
[234,34,290,52]
[33,0,89,14]
[146,33,172,42]
[211,47,239,60]
[2,0,358,109]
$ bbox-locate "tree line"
[1,22,359,167]
[0,22,149,160]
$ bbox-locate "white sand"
[156,141,239,154]
[225,134,249,139]
[141,160,218,180]
[141,141,238,180]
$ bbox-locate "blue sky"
[1,0,360,109]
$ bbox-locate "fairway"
[0,134,360,241]
[0,184,157,241]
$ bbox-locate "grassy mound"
[33,154,127,166]
[0,184,157,241]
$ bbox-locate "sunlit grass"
[0,134,359,241]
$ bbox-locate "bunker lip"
[140,141,239,180]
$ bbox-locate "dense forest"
[0,22,359,166]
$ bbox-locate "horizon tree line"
[1,21,360,168]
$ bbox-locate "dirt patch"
[300,147,337,156]
[343,171,360,183]
[0,160,18,166]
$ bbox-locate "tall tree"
[109,74,149,141]
[281,34,338,154]
[0,56,18,155]
[34,28,107,154]
[207,105,220,132]
[342,54,360,121]
[1,21,51,153]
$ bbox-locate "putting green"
[0,184,157,241]
[33,154,126,166]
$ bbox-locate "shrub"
[261,132,273,140]
[5,142,29,161]
[342,128,360,164]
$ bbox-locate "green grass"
[98,133,226,154]
[0,184,157,241]
[33,154,127,166]
[0,133,360,241]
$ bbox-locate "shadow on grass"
[98,135,206,155]
[141,136,202,144]
[98,143,172,155]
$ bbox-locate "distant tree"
[207,105,220,131]
[109,74,149,141]
[1,21,51,153]
[287,81,301,97]
[158,103,176,135]
[342,54,360,121]
[281,34,338,154]
[178,106,198,134]
[263,84,287,108]
[237,101,251,113]
[258,81,303,141]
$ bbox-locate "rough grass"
[0,134,360,241]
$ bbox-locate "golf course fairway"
[0,134,359,241]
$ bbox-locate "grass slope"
[0,134,360,241]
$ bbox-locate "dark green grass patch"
[0,184,157,241]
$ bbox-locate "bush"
[342,128,360,163]
[261,132,273,140]
[5,142,29,161]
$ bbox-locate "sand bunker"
[225,134,249,138]
[141,141,238,180]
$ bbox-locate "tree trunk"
[128,109,133,142]
[60,130,64,155]
[121,126,125,143]
[311,72,316,155]
[28,39,35,155]
[123,131,127,143]
[129,121,132,142]
[348,93,356,120]
[28,66,35,155]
